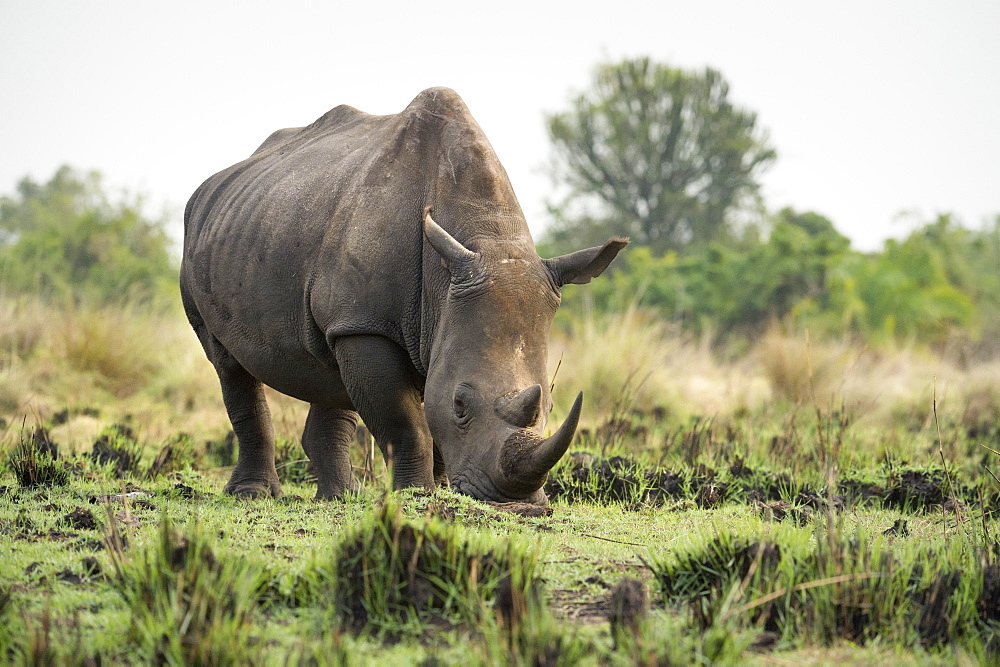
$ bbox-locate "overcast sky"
[2,0,997,251]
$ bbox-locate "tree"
[823,214,991,347]
[553,208,852,338]
[544,58,776,253]
[0,166,176,302]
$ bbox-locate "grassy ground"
[2,295,1000,663]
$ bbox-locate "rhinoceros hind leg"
[302,404,360,499]
[214,354,283,499]
[333,335,435,491]
[182,291,282,499]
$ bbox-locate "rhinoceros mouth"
[449,469,548,505]
[447,392,582,505]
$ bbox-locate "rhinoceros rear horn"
[496,384,543,428]
[543,237,629,286]
[423,206,477,273]
[498,392,583,496]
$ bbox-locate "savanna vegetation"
[2,59,1000,664]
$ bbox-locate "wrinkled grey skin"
[180,87,627,503]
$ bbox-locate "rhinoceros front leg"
[433,442,448,486]
[302,404,360,499]
[333,335,435,491]
[216,356,283,499]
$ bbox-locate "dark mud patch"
[608,577,649,646]
[839,467,967,511]
[887,469,950,508]
[88,424,143,477]
[56,568,87,585]
[547,453,976,515]
[13,527,81,542]
[546,454,819,510]
[548,587,614,624]
[883,519,910,536]
[73,538,105,552]
[63,507,98,530]
[168,483,203,499]
[914,570,962,646]
[754,499,813,525]
[979,563,1000,623]
[51,407,100,425]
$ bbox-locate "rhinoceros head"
[421,208,627,504]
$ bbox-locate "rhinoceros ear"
[543,237,629,286]
[423,206,478,274]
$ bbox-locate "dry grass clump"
[755,327,849,404]
[835,348,1000,432]
[549,305,769,425]
[0,293,225,446]
[552,306,1000,435]
[755,327,1000,432]
[549,305,679,421]
[950,361,1000,438]
[0,296,50,362]
[1,296,168,400]
[53,301,164,397]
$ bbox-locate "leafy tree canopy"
[0,166,176,303]
[544,58,776,254]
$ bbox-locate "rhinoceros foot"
[224,480,284,499]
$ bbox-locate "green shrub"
[552,210,999,350]
[0,166,176,304]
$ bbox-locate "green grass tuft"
[5,429,70,488]
[331,497,539,634]
[652,523,1000,651]
[109,515,263,664]
[88,423,144,478]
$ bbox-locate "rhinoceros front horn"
[498,392,583,496]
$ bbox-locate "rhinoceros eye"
[453,384,474,424]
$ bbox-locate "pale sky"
[2,0,997,251]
